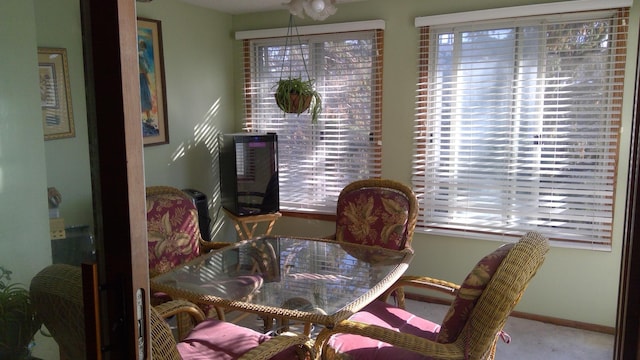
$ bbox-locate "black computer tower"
[220,132,279,216]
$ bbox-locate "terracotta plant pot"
[275,93,312,115]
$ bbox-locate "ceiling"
[179,0,365,15]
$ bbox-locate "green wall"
[137,0,238,241]
[32,0,238,236]
[231,0,639,328]
[0,0,50,296]
[36,0,93,230]
[0,0,56,357]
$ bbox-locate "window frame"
[413,8,629,248]
[241,25,385,219]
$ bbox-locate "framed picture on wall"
[38,47,75,140]
[137,17,169,146]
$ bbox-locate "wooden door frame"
[80,0,149,358]
[615,36,640,358]
[614,17,640,357]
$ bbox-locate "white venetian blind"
[242,27,384,215]
[413,8,628,246]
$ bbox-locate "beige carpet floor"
[404,300,614,359]
[236,299,614,359]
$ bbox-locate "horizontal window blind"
[413,9,628,246]
[243,28,383,214]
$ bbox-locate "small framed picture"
[137,17,169,146]
[38,47,75,140]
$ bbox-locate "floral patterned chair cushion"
[336,187,411,250]
[147,191,202,278]
[436,242,515,343]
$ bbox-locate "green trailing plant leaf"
[0,266,41,359]
[274,77,322,124]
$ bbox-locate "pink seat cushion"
[177,318,299,360]
[336,187,411,250]
[326,300,440,359]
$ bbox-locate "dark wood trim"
[406,292,616,335]
[80,0,149,358]
[81,263,102,360]
[614,15,640,357]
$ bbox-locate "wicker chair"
[30,264,313,360]
[329,179,418,251]
[30,264,86,360]
[314,231,549,360]
[146,186,237,319]
[327,178,418,308]
[146,186,230,278]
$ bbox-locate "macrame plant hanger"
[279,14,312,87]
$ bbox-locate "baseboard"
[405,292,615,335]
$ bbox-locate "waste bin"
[182,188,212,242]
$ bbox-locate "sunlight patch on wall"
[171,142,187,162]
[198,98,221,154]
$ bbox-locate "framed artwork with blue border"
[38,47,75,140]
[137,17,169,146]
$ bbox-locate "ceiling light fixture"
[285,0,337,21]
[311,0,325,12]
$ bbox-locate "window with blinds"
[242,29,383,215]
[413,9,628,247]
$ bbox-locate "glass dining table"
[150,235,413,335]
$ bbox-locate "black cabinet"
[219,132,279,216]
[51,225,96,266]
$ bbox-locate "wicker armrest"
[154,299,207,340]
[155,300,313,359]
[239,332,314,360]
[154,299,206,322]
[379,275,460,308]
[199,240,233,252]
[315,319,464,360]
[392,275,459,294]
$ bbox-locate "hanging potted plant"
[274,77,322,124]
[0,266,42,360]
[273,14,323,124]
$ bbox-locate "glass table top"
[150,236,413,326]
